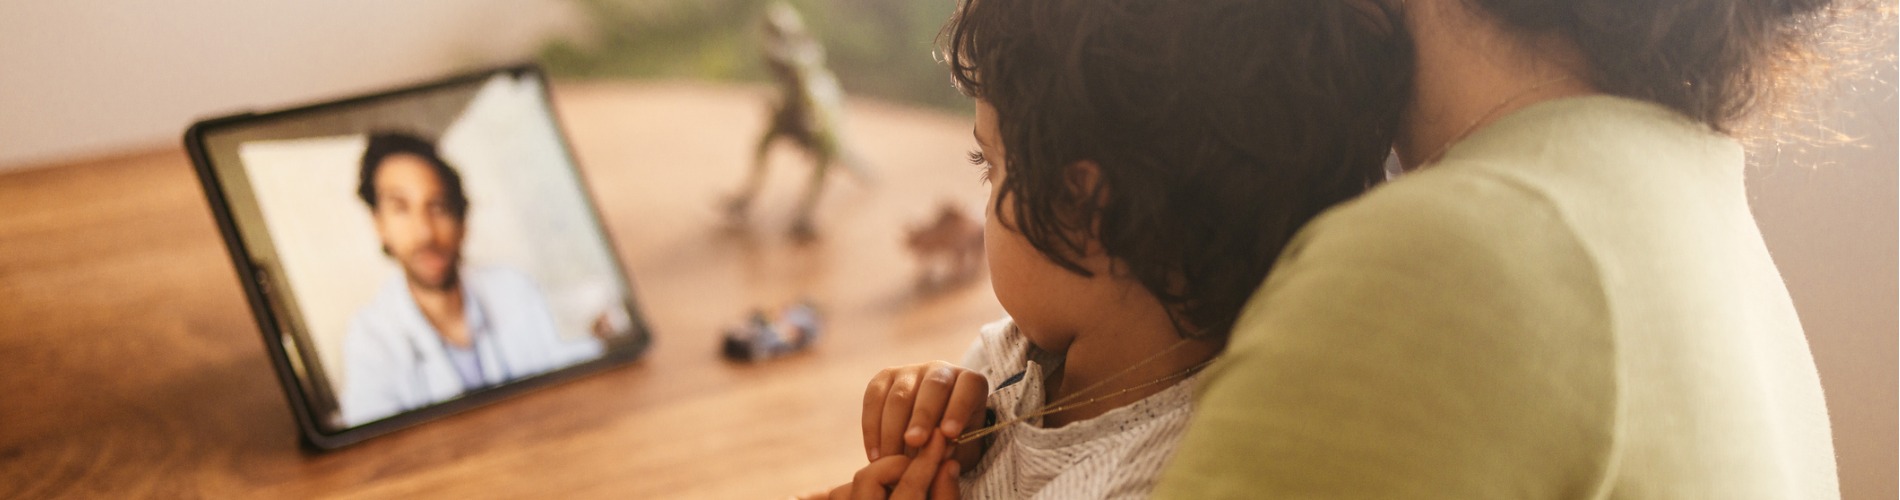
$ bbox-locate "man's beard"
[402,247,462,292]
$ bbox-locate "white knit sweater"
[956,318,1201,500]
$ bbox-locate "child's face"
[973,100,1110,353]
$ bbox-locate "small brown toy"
[905,202,985,288]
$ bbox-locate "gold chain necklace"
[1422,75,1573,166]
[952,340,1214,445]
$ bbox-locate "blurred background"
[0,0,1891,497]
[0,0,960,171]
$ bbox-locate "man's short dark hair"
[941,0,1413,339]
[356,131,469,219]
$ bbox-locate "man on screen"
[338,131,603,427]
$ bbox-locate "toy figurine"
[905,202,985,288]
[725,1,870,240]
[721,302,823,362]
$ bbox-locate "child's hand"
[862,361,988,460]
[822,433,961,500]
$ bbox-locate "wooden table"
[0,81,1001,498]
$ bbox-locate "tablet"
[186,64,652,450]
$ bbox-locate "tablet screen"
[189,66,648,443]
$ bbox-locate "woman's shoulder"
[1164,152,1622,499]
[1264,163,1612,345]
[1285,162,1583,276]
[1233,157,1618,409]
[1279,96,1735,291]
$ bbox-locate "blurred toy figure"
[725,1,869,240]
[906,202,985,288]
[721,302,823,362]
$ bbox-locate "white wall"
[0,0,582,171]
[1749,55,1898,498]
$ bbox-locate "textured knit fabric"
[957,318,1200,500]
[1153,96,1839,498]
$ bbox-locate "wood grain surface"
[0,81,1001,499]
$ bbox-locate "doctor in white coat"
[337,132,601,428]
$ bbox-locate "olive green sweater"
[1155,96,1839,498]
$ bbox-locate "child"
[816,0,1411,497]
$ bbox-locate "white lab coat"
[338,266,603,427]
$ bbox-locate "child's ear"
[1344,0,1401,36]
[1062,160,1110,256]
[1063,160,1108,211]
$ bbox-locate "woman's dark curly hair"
[1463,0,1849,133]
[940,0,1414,338]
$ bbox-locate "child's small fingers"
[849,483,887,500]
[890,435,947,500]
[879,370,921,459]
[931,460,961,500]
[939,371,988,436]
[863,370,896,460]
[851,455,911,500]
[904,364,958,447]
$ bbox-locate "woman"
[1156,0,1849,497]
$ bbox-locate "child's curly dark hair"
[941,0,1413,339]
